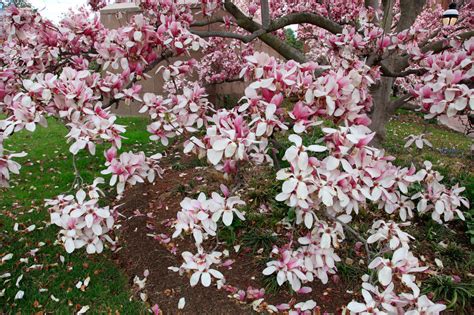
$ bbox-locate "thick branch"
[190,17,225,27]
[365,0,380,10]
[269,12,343,34]
[396,0,426,32]
[260,0,270,29]
[380,63,428,77]
[223,0,307,62]
[421,30,474,54]
[390,94,415,110]
[214,2,342,61]
[381,0,395,33]
[191,29,266,43]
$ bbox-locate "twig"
[212,232,220,251]
[325,212,372,266]
[69,154,84,191]
[271,147,281,170]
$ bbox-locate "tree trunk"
[369,76,395,146]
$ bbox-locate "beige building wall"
[100,2,282,116]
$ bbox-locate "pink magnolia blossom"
[46,187,116,254]
[101,150,163,195]
[262,246,307,291]
[0,134,27,187]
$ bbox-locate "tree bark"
[369,77,395,146]
[396,0,426,32]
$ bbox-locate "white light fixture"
[442,3,459,26]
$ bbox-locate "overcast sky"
[29,0,88,22]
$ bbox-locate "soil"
[110,146,354,314]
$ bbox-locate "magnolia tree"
[0,0,472,313]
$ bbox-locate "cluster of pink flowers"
[172,185,246,287]
[180,51,379,178]
[0,1,208,254]
[367,220,413,250]
[46,182,116,254]
[1,67,127,157]
[412,161,469,224]
[241,52,376,129]
[348,222,446,314]
[176,248,224,287]
[412,38,474,119]
[276,128,468,225]
[144,83,211,146]
[264,128,468,292]
[0,130,26,187]
[198,37,254,84]
[183,108,273,174]
[101,148,163,195]
[263,221,343,289]
[173,185,245,244]
[0,0,206,163]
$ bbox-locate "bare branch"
[380,63,428,77]
[381,0,395,33]
[325,212,373,266]
[223,0,307,62]
[269,12,343,34]
[400,102,420,111]
[421,30,474,54]
[260,0,270,29]
[390,94,415,110]
[190,17,225,27]
[191,29,266,43]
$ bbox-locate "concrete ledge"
[100,3,141,14]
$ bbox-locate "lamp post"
[442,2,459,26]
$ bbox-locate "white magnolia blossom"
[179,248,224,287]
[173,186,245,244]
[367,220,414,250]
[349,222,445,314]
[404,133,432,149]
[0,133,27,187]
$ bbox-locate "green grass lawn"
[385,111,473,201]
[1,112,472,313]
[1,116,156,314]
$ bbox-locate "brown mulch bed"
[111,150,354,314]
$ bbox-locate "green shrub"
[422,275,473,313]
